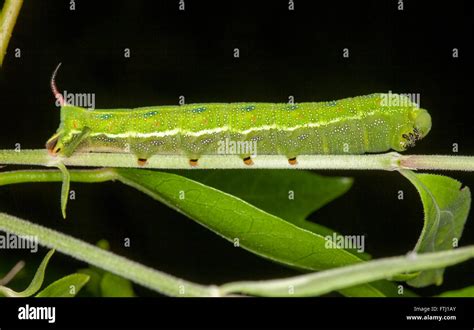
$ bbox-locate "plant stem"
[219,246,474,297]
[0,212,216,297]
[399,155,474,171]
[0,168,115,185]
[0,260,25,286]
[1,149,474,171]
[0,0,23,66]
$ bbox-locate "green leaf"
[400,170,471,287]
[0,249,54,297]
[219,245,474,297]
[100,273,135,297]
[55,162,70,219]
[96,239,110,250]
[178,170,351,228]
[437,285,474,297]
[114,169,405,297]
[77,268,103,296]
[36,273,90,297]
[178,170,371,260]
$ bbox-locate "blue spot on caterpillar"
[242,105,256,112]
[97,114,113,120]
[143,110,159,118]
[191,107,207,113]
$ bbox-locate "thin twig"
[1,149,474,171]
[0,260,25,286]
[0,0,23,66]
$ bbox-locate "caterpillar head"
[398,107,432,150]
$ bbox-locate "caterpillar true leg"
[243,156,254,166]
[63,127,91,157]
[189,159,199,167]
[137,158,148,166]
[46,127,90,156]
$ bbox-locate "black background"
[0,0,473,302]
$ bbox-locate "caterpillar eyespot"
[46,69,432,166]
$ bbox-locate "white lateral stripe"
[71,111,378,138]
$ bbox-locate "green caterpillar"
[46,67,432,166]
